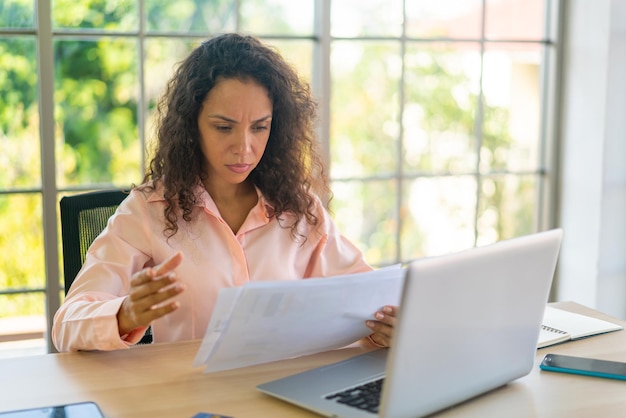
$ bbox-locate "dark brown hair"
[142,33,329,238]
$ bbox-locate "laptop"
[257,229,563,418]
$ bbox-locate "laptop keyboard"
[324,377,384,414]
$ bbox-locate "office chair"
[59,189,152,344]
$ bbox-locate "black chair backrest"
[59,189,129,295]
[59,189,153,344]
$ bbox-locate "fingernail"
[383,306,392,313]
[375,312,384,320]
[366,321,374,328]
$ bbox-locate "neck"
[203,178,256,204]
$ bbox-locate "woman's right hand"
[117,252,185,337]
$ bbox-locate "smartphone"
[0,401,104,417]
[540,353,626,381]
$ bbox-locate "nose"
[232,130,252,155]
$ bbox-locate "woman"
[52,33,397,352]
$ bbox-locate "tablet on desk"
[0,402,104,417]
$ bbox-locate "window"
[330,0,560,264]
[0,0,560,355]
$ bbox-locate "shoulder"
[260,189,330,219]
[131,181,165,203]
[132,180,207,205]
[299,192,335,234]
[111,183,165,222]
[309,193,333,220]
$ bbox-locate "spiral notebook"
[538,306,623,348]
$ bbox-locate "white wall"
[558,0,626,318]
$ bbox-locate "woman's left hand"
[366,305,398,347]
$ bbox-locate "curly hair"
[142,33,330,239]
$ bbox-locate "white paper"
[196,265,405,372]
[192,286,242,367]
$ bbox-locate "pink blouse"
[52,184,372,352]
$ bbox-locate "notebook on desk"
[257,229,563,418]
[538,305,623,348]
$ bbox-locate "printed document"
[193,265,405,372]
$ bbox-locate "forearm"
[52,296,144,352]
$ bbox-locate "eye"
[215,125,232,132]
[253,125,269,132]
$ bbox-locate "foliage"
[0,0,33,28]
[55,38,140,186]
[0,36,45,316]
[53,0,138,30]
[330,40,536,263]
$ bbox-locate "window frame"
[0,0,562,354]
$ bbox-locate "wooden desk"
[1,302,626,417]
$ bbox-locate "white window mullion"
[37,0,60,353]
[314,0,332,203]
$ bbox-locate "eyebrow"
[207,114,272,124]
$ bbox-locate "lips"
[227,164,251,174]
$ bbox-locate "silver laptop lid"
[380,228,562,417]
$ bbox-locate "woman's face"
[197,77,273,190]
